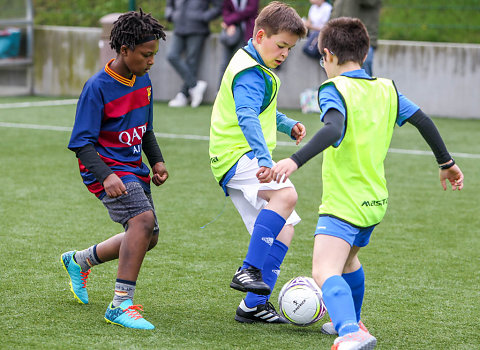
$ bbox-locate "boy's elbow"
[332,129,343,142]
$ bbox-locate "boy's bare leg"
[96,228,158,264]
[260,187,297,220]
[276,223,294,247]
[116,210,156,282]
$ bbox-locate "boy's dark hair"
[110,8,166,53]
[318,17,370,66]
[253,1,307,38]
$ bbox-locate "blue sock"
[342,266,365,322]
[321,275,359,336]
[242,209,286,270]
[245,240,288,308]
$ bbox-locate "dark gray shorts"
[101,181,159,235]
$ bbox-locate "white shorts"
[226,154,301,235]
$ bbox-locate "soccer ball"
[278,276,327,326]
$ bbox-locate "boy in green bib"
[209,1,307,323]
[272,17,464,350]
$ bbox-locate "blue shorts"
[314,216,375,247]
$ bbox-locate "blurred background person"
[166,0,222,107]
[330,0,381,75]
[219,0,259,82]
[302,0,332,59]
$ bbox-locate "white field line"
[1,121,480,159]
[0,99,78,109]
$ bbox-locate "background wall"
[32,26,480,119]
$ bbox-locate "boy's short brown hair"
[253,1,307,38]
[319,17,370,66]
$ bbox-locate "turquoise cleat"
[61,251,90,304]
[104,300,155,330]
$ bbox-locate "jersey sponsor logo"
[119,124,147,146]
[361,198,388,207]
[98,122,147,148]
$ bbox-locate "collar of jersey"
[104,58,136,87]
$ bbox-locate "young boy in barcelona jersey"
[61,9,168,330]
[209,1,307,324]
[271,17,464,349]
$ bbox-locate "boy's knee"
[148,234,159,251]
[129,210,156,235]
[281,187,298,209]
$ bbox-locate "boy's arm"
[73,144,113,184]
[276,111,306,145]
[234,68,273,169]
[406,109,464,190]
[271,109,344,183]
[73,144,127,198]
[290,109,344,167]
[406,109,450,164]
[142,130,168,186]
[237,107,273,168]
[142,130,164,166]
[69,83,126,197]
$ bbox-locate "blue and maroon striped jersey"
[69,59,155,198]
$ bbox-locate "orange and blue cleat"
[61,250,90,304]
[104,300,155,330]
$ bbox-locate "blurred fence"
[23,0,480,44]
[29,26,480,119]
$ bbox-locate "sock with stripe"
[112,279,136,307]
[245,239,288,308]
[321,275,359,336]
[242,209,286,270]
[73,244,102,272]
[342,266,365,322]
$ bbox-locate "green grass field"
[0,97,479,349]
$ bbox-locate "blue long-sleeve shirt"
[320,69,420,146]
[232,39,298,169]
[219,40,299,194]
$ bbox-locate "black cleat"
[230,266,271,295]
[235,299,289,324]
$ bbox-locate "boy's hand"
[103,173,127,198]
[257,166,273,183]
[152,162,169,186]
[291,122,306,145]
[271,158,298,183]
[440,164,464,191]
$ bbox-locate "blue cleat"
[61,251,90,304]
[104,299,155,330]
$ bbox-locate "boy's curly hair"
[110,8,166,53]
